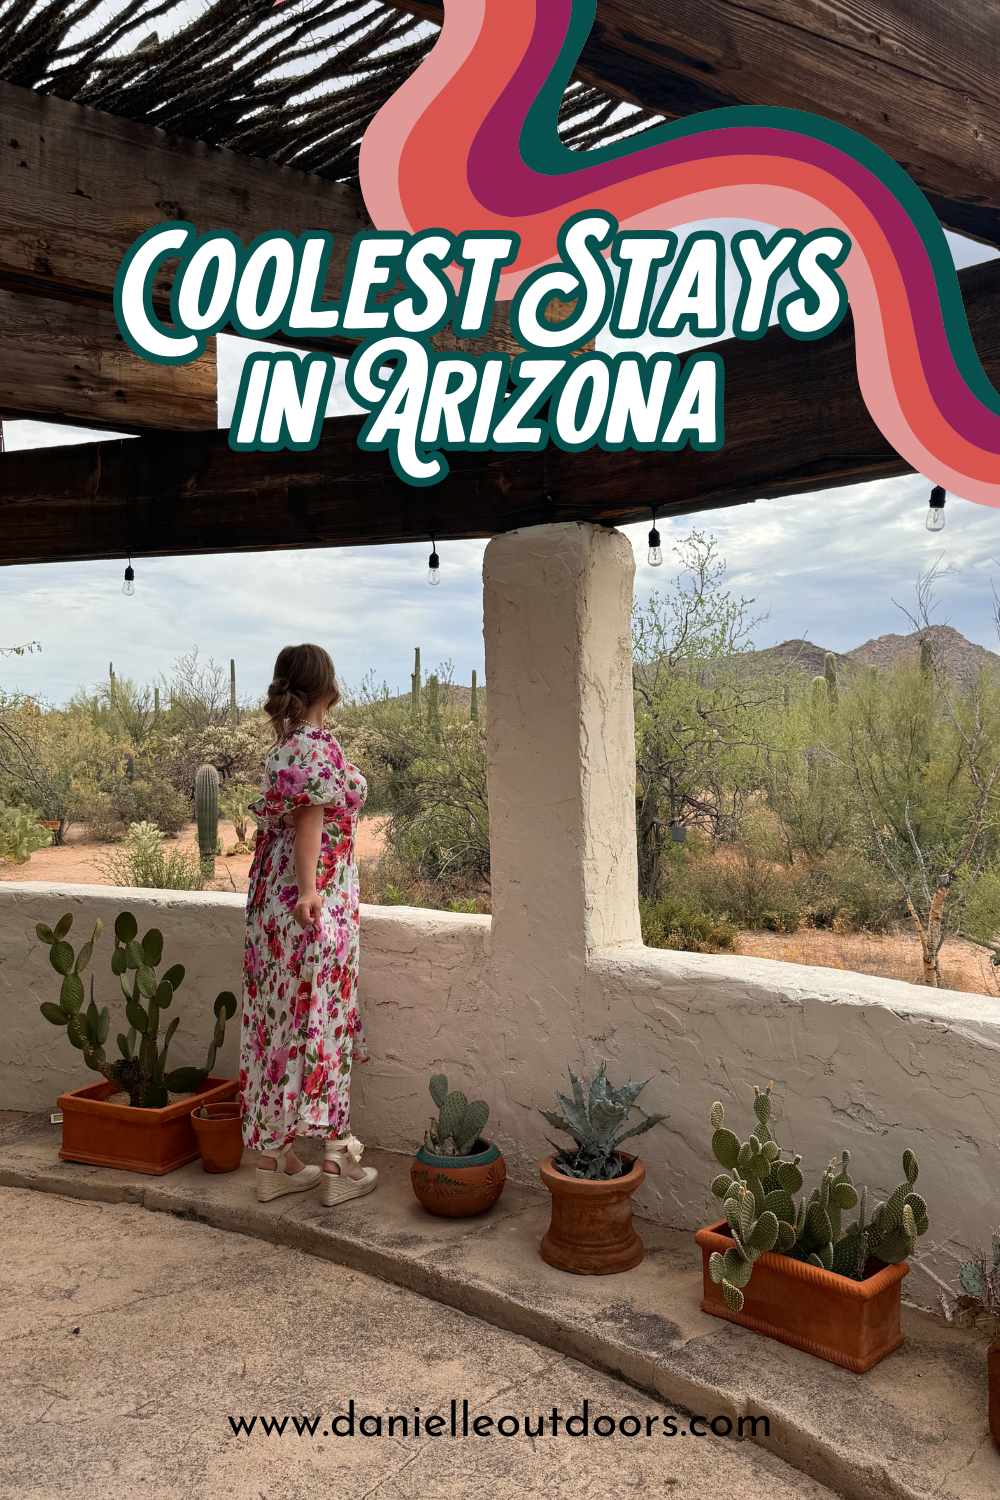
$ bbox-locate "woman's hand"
[293,889,323,929]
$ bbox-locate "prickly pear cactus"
[37,909,236,1109]
[707,1084,928,1305]
[423,1073,490,1157]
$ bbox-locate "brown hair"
[265,644,341,742]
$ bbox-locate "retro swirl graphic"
[356,0,1000,507]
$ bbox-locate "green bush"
[640,894,738,953]
[87,779,190,841]
[97,822,205,890]
[797,854,905,933]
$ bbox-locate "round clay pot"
[190,1102,244,1174]
[410,1138,507,1217]
[539,1152,645,1274]
[989,1339,1000,1447]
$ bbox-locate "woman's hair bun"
[265,645,341,742]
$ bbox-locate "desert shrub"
[796,853,905,933]
[640,894,738,953]
[97,822,205,890]
[81,796,124,843]
[146,720,269,796]
[683,841,808,933]
[337,677,489,885]
[0,696,124,839]
[219,777,260,850]
[83,778,190,842]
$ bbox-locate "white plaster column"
[483,522,642,970]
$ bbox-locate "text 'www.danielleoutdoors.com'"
[227,1401,770,1441]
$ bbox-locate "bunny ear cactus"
[708,1179,780,1312]
[37,910,237,1110]
[707,1084,928,1302]
[541,1061,667,1180]
[710,1091,802,1256]
[423,1074,490,1157]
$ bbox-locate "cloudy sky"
[2,225,998,705]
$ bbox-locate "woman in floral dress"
[241,643,377,1207]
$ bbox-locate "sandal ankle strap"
[324,1134,364,1164]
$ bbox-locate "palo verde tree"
[838,572,1000,985]
[631,532,778,899]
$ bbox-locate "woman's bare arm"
[290,803,324,928]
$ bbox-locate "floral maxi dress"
[241,728,368,1151]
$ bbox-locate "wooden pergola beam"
[385,0,1000,248]
[0,82,369,343]
[0,291,216,432]
[10,256,1000,564]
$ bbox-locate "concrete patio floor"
[1,1187,841,1500]
[1,1111,998,1500]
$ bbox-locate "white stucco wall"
[2,881,998,1308]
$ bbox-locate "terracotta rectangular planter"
[57,1077,238,1175]
[696,1219,908,1372]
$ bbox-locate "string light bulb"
[427,535,440,585]
[647,509,663,567]
[122,556,135,596]
[926,485,946,532]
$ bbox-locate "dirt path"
[2,817,388,895]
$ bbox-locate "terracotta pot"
[989,1339,1000,1447]
[411,1139,506,1217]
[190,1102,245,1174]
[56,1077,238,1175]
[696,1219,907,1372]
[539,1153,645,1275]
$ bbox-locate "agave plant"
[956,1232,1000,1319]
[540,1061,667,1180]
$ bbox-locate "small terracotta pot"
[190,1102,245,1174]
[410,1139,506,1217]
[57,1076,238,1175]
[539,1153,645,1275]
[989,1339,1000,1447]
[696,1219,907,1373]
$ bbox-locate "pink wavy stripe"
[357,0,1000,507]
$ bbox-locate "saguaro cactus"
[195,763,219,876]
[920,636,934,677]
[470,669,479,721]
[824,651,838,709]
[230,659,238,725]
[411,647,421,720]
[427,673,440,743]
